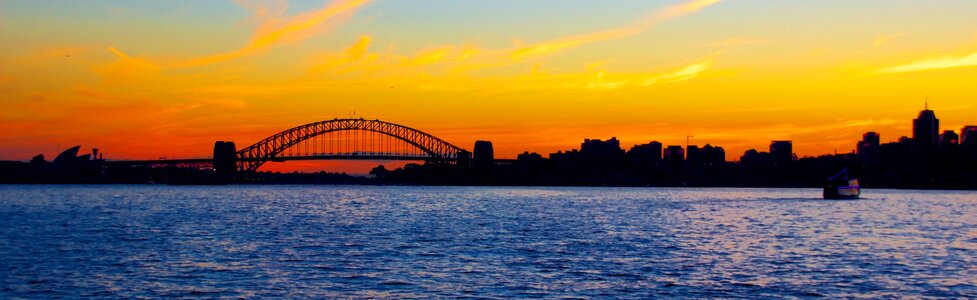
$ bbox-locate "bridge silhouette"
[108,118,476,172]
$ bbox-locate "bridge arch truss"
[236,118,468,172]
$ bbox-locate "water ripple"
[1,185,976,298]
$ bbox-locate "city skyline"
[8,105,973,177]
[7,104,975,189]
[3,0,977,173]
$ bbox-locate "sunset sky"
[2,0,977,172]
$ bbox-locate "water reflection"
[1,185,976,298]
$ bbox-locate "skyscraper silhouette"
[857,132,881,165]
[770,141,793,165]
[940,130,959,148]
[473,140,494,167]
[961,126,977,146]
[913,105,939,147]
[857,132,880,157]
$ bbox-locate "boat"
[823,168,860,199]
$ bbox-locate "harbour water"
[1,185,976,298]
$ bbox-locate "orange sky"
[2,0,977,173]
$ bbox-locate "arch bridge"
[228,118,470,172]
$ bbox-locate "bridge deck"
[264,155,431,162]
[105,155,436,166]
[106,156,515,166]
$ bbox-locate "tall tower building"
[940,130,959,148]
[473,140,494,167]
[962,126,977,146]
[770,140,793,165]
[861,132,880,146]
[913,103,939,147]
[857,132,880,162]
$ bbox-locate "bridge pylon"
[213,141,237,179]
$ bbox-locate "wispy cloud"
[303,0,720,79]
[175,0,372,67]
[873,32,907,48]
[404,46,454,66]
[642,60,712,86]
[507,58,716,92]
[94,46,161,83]
[583,58,713,90]
[877,50,977,74]
[309,37,484,75]
[310,35,373,71]
[511,0,722,59]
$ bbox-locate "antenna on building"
[925,95,928,110]
[686,134,694,149]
